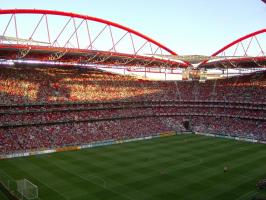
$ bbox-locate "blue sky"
[1,0,266,55]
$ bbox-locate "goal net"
[17,179,38,200]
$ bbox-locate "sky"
[1,0,266,55]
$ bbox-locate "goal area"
[17,179,38,200]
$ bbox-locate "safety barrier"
[195,132,259,143]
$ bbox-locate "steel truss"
[0,9,188,69]
[200,29,266,69]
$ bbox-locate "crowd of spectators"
[0,64,265,155]
[0,65,265,104]
[0,103,264,126]
[0,117,185,154]
[192,117,266,140]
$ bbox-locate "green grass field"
[0,134,266,200]
[0,191,8,200]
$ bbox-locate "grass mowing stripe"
[38,156,136,200]
[46,149,155,199]
[0,134,265,200]
[0,159,67,200]
[197,142,264,168]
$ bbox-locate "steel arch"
[211,29,266,57]
[200,29,266,69]
[0,9,189,68]
[0,9,177,55]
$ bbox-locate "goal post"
[17,179,38,200]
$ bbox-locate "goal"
[17,179,38,200]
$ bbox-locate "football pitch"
[0,134,266,200]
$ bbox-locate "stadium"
[0,2,266,200]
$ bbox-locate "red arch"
[199,28,266,67]
[211,29,266,57]
[0,9,177,56]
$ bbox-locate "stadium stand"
[0,64,265,154]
